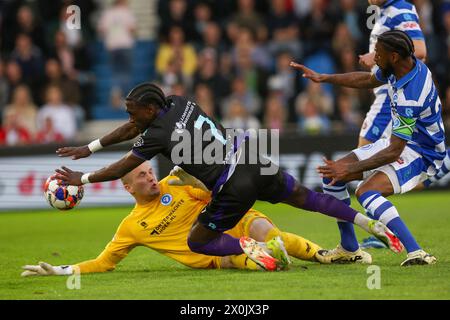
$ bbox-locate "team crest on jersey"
[133,136,144,147]
[161,193,173,206]
[175,121,186,134]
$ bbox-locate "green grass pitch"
[1,191,449,300]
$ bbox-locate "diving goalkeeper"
[21,162,323,276]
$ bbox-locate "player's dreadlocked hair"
[378,30,415,58]
[125,83,168,109]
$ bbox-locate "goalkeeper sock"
[322,178,359,252]
[265,227,320,261]
[229,255,259,270]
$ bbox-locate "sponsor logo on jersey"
[208,222,217,230]
[150,199,184,235]
[133,136,144,148]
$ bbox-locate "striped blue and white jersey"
[373,58,446,175]
[369,0,424,53]
[370,0,425,96]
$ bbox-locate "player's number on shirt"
[194,115,227,145]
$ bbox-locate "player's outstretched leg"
[281,182,401,252]
[356,173,436,266]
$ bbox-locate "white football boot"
[315,244,372,264]
[401,249,436,266]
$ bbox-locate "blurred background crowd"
[1,0,450,146]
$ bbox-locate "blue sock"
[322,178,359,252]
[358,191,421,253]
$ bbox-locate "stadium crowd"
[1,0,450,146]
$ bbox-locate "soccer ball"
[44,175,84,210]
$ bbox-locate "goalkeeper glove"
[21,261,73,277]
[167,166,209,192]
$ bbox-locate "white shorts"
[353,139,428,194]
[359,90,392,142]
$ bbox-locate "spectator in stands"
[331,23,356,60]
[10,33,44,89]
[8,5,46,52]
[233,46,269,99]
[293,0,312,18]
[37,85,76,141]
[156,25,198,84]
[193,48,230,109]
[35,116,64,144]
[338,0,363,43]
[295,81,333,118]
[222,99,260,130]
[0,113,32,146]
[296,97,331,135]
[300,0,337,56]
[51,31,77,80]
[336,90,362,132]
[98,0,136,103]
[193,1,214,44]
[5,61,24,101]
[2,85,37,135]
[222,77,261,119]
[266,0,301,57]
[267,50,298,105]
[194,83,216,119]
[198,22,227,61]
[338,46,358,73]
[263,94,287,132]
[158,57,186,95]
[158,0,194,42]
[231,26,271,71]
[0,60,9,113]
[40,59,80,107]
[226,0,265,44]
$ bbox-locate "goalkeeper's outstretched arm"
[22,229,137,276]
[56,121,140,160]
